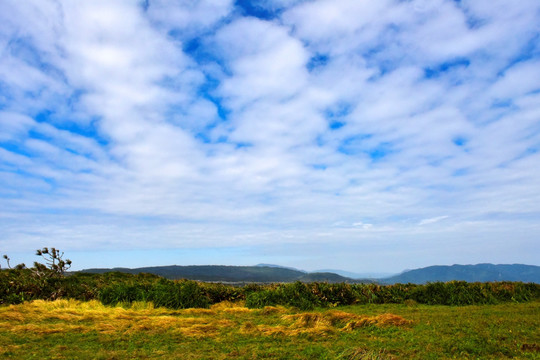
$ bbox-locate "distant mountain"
[81,265,304,283]
[80,265,363,283]
[316,269,397,279]
[255,264,306,272]
[298,272,359,283]
[382,264,540,284]
[80,263,539,284]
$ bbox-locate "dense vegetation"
[2,268,539,310]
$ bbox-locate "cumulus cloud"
[1,0,539,271]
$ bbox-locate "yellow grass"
[2,300,538,359]
[0,299,410,339]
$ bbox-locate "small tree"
[34,247,72,277]
[1,254,26,270]
[1,247,71,277]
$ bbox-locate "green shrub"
[245,289,283,308]
[202,282,244,303]
[310,282,357,306]
[98,279,210,309]
[245,282,322,310]
[351,284,380,304]
[150,280,209,309]
[280,282,321,310]
[98,282,150,305]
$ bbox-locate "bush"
[280,282,322,310]
[201,282,244,303]
[245,289,284,308]
[98,279,210,309]
[351,284,380,304]
[245,282,323,310]
[309,282,357,306]
[150,280,209,309]
[98,282,150,305]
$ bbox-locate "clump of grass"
[325,310,363,325]
[239,321,260,335]
[281,311,411,333]
[343,314,412,330]
[210,300,251,314]
[283,313,333,329]
[182,308,215,316]
[258,305,288,315]
[338,348,396,360]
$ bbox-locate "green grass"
[1,299,539,359]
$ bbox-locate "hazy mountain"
[255,264,306,272]
[80,263,539,284]
[316,269,397,279]
[297,272,360,283]
[382,264,540,284]
[80,265,362,283]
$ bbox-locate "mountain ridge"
[79,263,540,284]
[80,265,364,283]
[381,263,540,284]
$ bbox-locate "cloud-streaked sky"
[1,0,539,273]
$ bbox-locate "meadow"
[1,298,539,359]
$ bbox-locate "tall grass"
[1,269,539,309]
[98,279,210,309]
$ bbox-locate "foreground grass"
[1,300,539,359]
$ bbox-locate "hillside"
[316,269,396,279]
[80,265,366,283]
[297,272,361,283]
[382,264,540,284]
[80,265,307,282]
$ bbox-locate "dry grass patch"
[237,310,411,338]
[0,299,236,338]
[343,314,412,330]
[283,311,411,332]
[257,305,288,315]
[0,300,411,342]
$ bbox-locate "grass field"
[1,299,539,359]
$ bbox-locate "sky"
[0,0,539,274]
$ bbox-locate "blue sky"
[1,0,539,273]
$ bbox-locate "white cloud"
[213,17,310,108]
[0,112,35,141]
[0,0,539,271]
[419,216,449,226]
[352,222,373,230]
[147,0,234,34]
[490,60,540,99]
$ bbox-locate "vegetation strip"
[3,248,539,309]
[2,269,539,309]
